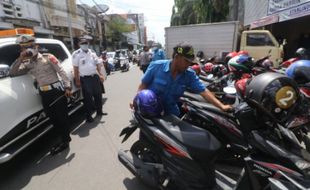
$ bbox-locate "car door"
[0,43,44,146]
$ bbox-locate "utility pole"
[66,0,74,52]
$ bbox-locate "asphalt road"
[0,65,153,190]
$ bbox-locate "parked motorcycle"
[119,102,310,190]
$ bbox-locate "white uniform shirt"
[72,49,102,76]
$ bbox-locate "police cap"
[16,35,36,46]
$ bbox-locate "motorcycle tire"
[130,140,161,163]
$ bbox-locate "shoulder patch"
[48,54,59,64]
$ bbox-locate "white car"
[0,36,82,163]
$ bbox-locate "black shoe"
[86,116,94,123]
[97,111,108,116]
[50,142,69,155]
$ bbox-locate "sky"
[78,0,175,45]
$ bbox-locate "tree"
[170,0,230,26]
[106,15,135,49]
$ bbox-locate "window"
[0,44,21,67]
[246,33,275,46]
[37,43,68,62]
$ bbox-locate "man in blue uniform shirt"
[151,43,165,61]
[134,43,232,116]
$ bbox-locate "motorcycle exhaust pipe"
[118,149,162,188]
[118,149,138,176]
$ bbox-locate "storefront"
[245,0,310,59]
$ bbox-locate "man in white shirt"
[72,38,107,122]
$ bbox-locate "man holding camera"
[10,35,72,155]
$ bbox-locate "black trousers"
[141,64,149,73]
[80,75,103,117]
[40,88,71,143]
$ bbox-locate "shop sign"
[268,0,309,15]
[250,14,279,29]
[279,1,310,21]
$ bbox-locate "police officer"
[10,35,72,155]
[72,38,107,123]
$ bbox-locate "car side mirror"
[0,64,10,78]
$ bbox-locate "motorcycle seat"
[152,114,221,160]
[189,100,234,119]
[183,91,206,102]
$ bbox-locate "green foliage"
[108,16,134,34]
[171,0,230,26]
[106,15,135,49]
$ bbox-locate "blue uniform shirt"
[152,49,165,61]
[142,60,206,116]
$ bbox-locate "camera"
[25,49,33,57]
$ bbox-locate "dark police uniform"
[72,48,103,121]
[10,35,72,154]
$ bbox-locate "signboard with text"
[268,0,309,15]
[279,1,310,21]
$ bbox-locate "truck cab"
[240,30,284,67]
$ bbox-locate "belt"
[80,74,97,78]
[39,81,64,92]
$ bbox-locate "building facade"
[244,0,310,58]
[0,0,108,53]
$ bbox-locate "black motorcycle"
[119,110,221,189]
[118,103,310,189]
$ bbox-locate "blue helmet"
[133,89,163,117]
[286,60,310,84]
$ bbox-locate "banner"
[250,15,279,29]
[279,1,310,21]
[268,0,309,15]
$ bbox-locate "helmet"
[286,60,310,84]
[261,59,273,69]
[133,90,163,117]
[191,64,201,75]
[196,51,204,59]
[212,64,227,77]
[204,62,214,73]
[245,72,300,123]
[237,50,249,56]
[228,55,253,73]
[235,78,250,98]
[295,48,306,58]
[224,51,238,64]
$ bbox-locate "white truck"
[0,29,83,163]
[165,21,285,66]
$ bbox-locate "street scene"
[0,0,310,190]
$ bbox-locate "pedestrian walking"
[72,38,107,123]
[139,46,152,73]
[10,35,72,155]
